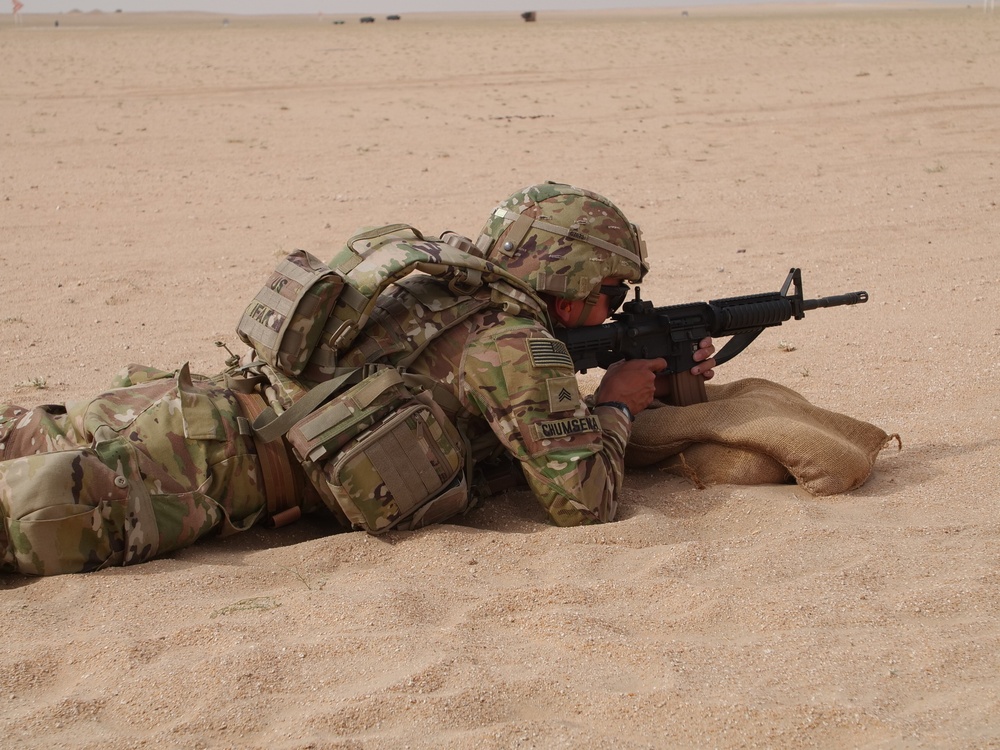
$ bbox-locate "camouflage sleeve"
[460,320,632,526]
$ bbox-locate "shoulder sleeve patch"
[527,338,574,370]
[545,376,581,413]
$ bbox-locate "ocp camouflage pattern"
[477,182,647,300]
[1,226,634,575]
[321,393,465,532]
[300,225,547,384]
[236,248,343,376]
[0,364,266,575]
[350,276,632,526]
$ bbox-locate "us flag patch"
[527,338,574,370]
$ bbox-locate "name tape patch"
[528,338,574,370]
[535,415,601,440]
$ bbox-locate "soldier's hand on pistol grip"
[595,358,667,417]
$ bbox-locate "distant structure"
[521,11,536,22]
[387,14,401,21]
[360,16,375,23]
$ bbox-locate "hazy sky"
[14,0,712,12]
[9,0,898,14]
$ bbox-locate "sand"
[1,6,998,748]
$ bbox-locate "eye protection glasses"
[600,283,629,315]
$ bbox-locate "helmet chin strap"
[573,285,603,326]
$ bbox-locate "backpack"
[237,224,546,382]
[234,224,547,534]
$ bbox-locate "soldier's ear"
[550,297,578,327]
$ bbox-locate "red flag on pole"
[12,0,24,14]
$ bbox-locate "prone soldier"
[0,182,715,576]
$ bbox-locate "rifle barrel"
[801,291,869,310]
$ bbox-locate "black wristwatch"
[595,401,635,422]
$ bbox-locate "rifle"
[553,268,869,406]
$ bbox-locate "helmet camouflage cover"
[476,182,648,302]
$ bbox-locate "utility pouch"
[285,367,470,534]
[237,249,344,376]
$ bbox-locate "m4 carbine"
[553,268,869,406]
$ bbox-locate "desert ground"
[1,5,998,748]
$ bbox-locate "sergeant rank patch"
[545,376,581,413]
[527,338,574,370]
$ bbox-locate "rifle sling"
[713,329,763,368]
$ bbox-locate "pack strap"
[335,224,426,275]
[224,367,269,393]
[251,367,367,444]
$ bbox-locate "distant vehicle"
[360,16,375,23]
[332,20,345,24]
[387,15,401,21]
[521,11,536,22]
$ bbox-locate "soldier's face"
[553,278,626,327]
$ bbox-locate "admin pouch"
[236,249,344,376]
[252,366,471,534]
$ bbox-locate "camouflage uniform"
[0,289,628,576]
[441,317,630,525]
[344,277,632,525]
[0,364,269,575]
[321,181,647,526]
[0,182,646,575]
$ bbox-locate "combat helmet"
[476,182,648,321]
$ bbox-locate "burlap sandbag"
[626,378,899,496]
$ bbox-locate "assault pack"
[237,224,545,381]
[234,224,546,534]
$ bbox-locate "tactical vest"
[237,224,547,382]
[234,224,548,534]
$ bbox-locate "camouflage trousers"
[0,365,268,576]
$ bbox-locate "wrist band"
[595,401,635,422]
